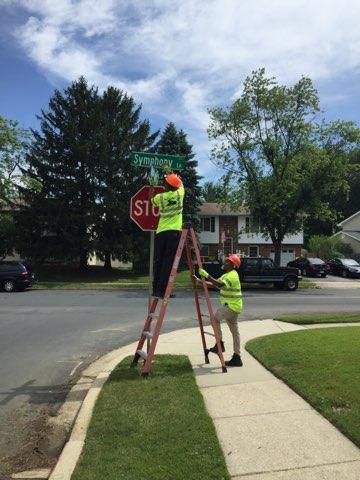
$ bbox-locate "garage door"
[270,249,295,266]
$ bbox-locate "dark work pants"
[152,230,181,297]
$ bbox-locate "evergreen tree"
[154,123,202,229]
[18,77,100,269]
[95,86,158,269]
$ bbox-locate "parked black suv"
[287,257,328,277]
[200,257,301,291]
[0,261,35,292]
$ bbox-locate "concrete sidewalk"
[48,319,360,480]
[154,319,360,479]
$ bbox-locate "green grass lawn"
[246,327,360,447]
[32,265,315,290]
[72,355,230,480]
[34,265,192,290]
[275,312,360,324]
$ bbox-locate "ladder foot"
[141,372,149,378]
[204,351,210,364]
[130,352,140,368]
[222,366,227,373]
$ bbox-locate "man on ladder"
[196,255,243,367]
[151,172,185,298]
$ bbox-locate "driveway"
[311,274,360,288]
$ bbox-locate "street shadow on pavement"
[0,379,81,407]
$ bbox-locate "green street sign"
[130,152,185,170]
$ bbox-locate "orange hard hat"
[165,173,182,188]
[225,254,241,268]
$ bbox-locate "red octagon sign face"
[130,185,165,231]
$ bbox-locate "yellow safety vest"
[219,269,243,313]
[152,185,185,233]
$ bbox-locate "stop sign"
[130,185,165,231]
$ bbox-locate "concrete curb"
[46,340,137,480]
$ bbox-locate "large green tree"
[0,115,32,206]
[95,86,158,270]
[0,115,33,259]
[209,69,360,265]
[154,123,202,229]
[304,144,360,241]
[18,79,157,270]
[201,181,224,202]
[18,78,100,269]
[344,149,360,217]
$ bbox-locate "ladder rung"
[201,313,210,317]
[204,331,215,337]
[137,350,148,360]
[148,314,159,318]
[142,331,153,339]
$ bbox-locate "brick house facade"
[199,203,303,266]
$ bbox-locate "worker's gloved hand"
[198,268,209,279]
[163,164,172,174]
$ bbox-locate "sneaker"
[225,353,243,367]
[209,341,225,354]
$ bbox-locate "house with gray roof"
[334,210,360,254]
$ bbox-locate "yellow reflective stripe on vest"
[220,292,242,298]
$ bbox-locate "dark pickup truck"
[201,257,301,291]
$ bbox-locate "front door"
[224,237,233,255]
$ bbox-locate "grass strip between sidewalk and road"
[246,326,360,448]
[275,312,360,324]
[33,265,316,290]
[72,355,230,480]
[35,268,192,290]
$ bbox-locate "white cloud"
[5,0,360,177]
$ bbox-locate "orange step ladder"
[130,225,227,376]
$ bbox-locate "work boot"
[225,353,243,367]
[209,341,225,354]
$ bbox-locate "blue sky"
[1,0,360,181]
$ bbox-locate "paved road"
[0,288,360,473]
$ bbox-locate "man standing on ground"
[196,255,243,367]
[151,173,184,298]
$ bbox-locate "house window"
[245,217,264,233]
[200,245,210,257]
[249,246,259,257]
[201,216,215,232]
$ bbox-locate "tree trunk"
[79,251,88,271]
[104,252,112,270]
[273,242,282,267]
